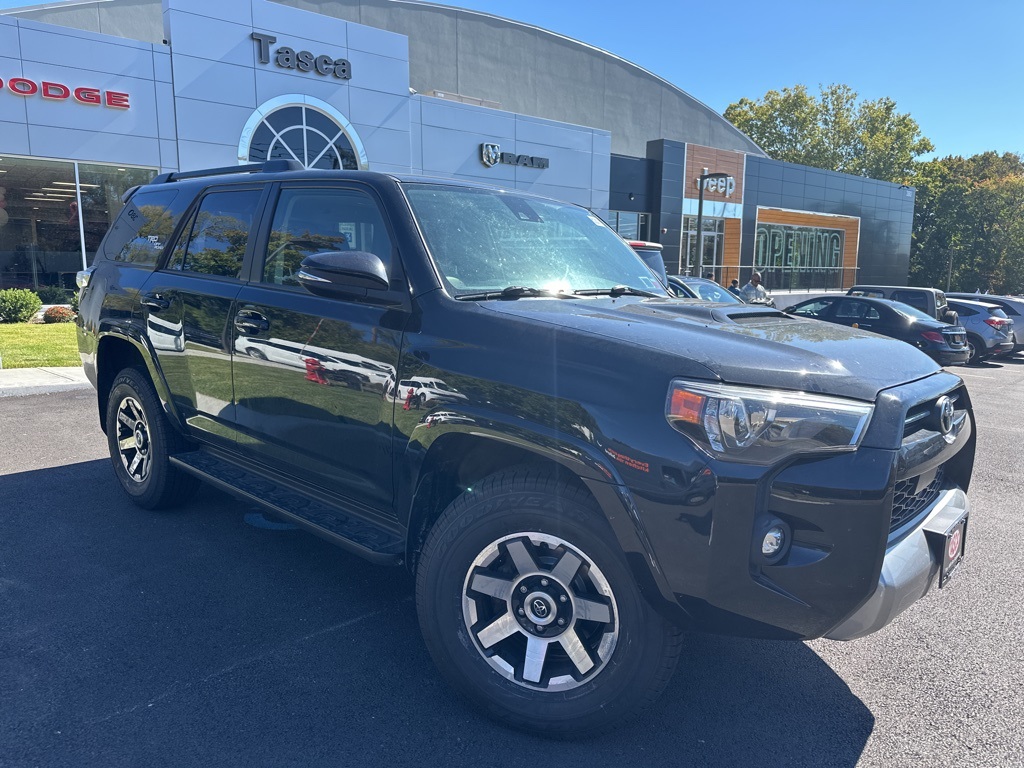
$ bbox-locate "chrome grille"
[890,468,945,534]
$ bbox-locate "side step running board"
[170,450,404,566]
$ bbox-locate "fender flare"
[401,412,689,626]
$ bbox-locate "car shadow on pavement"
[1,461,872,768]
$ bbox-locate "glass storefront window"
[753,222,846,290]
[682,216,724,277]
[0,156,154,291]
[606,210,650,241]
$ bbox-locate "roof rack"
[150,159,304,185]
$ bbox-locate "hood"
[480,297,941,401]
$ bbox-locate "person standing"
[728,279,741,297]
[741,271,769,303]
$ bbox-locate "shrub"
[0,288,43,323]
[34,285,71,305]
[71,291,80,314]
[43,305,76,324]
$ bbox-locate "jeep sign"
[695,175,735,197]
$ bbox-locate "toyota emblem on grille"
[532,598,549,618]
[936,396,954,435]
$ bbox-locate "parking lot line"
[952,371,994,379]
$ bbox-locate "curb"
[0,367,91,398]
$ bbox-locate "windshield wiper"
[455,286,576,301]
[573,285,660,298]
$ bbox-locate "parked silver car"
[946,293,1024,354]
[946,298,1015,363]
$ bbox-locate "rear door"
[141,184,267,447]
[230,181,409,515]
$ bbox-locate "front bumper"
[825,486,969,640]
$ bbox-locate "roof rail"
[150,159,303,184]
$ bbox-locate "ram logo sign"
[479,143,550,169]
[481,143,501,167]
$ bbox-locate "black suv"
[77,162,976,736]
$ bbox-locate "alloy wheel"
[115,396,152,484]
[462,532,618,691]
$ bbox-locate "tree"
[724,84,934,183]
[910,152,1024,293]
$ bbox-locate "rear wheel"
[416,469,681,736]
[966,335,984,365]
[105,367,199,509]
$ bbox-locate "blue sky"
[430,0,1022,161]
[2,0,1020,160]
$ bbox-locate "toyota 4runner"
[77,162,976,736]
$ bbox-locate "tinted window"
[891,291,927,311]
[165,189,261,278]
[835,300,868,319]
[952,303,977,317]
[104,190,184,267]
[789,298,834,317]
[262,188,393,287]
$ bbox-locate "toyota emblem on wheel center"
[532,598,549,618]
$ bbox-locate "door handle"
[141,292,170,311]
[234,310,270,335]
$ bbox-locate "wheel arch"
[95,330,179,434]
[403,430,687,625]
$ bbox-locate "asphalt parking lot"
[1,357,1022,767]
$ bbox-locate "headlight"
[666,380,873,464]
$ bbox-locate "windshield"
[403,184,667,296]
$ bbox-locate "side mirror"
[297,251,389,296]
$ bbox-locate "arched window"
[238,95,367,170]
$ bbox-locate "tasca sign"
[251,32,352,80]
[480,143,549,169]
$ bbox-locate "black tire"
[416,469,682,736]
[105,367,199,510]
[966,334,984,365]
[245,347,268,360]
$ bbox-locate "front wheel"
[416,470,681,736]
[105,367,199,509]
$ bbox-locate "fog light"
[762,526,785,557]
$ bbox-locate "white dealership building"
[0,0,913,292]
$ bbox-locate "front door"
[231,182,407,515]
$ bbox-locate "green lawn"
[0,322,80,369]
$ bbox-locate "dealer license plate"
[939,513,968,588]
